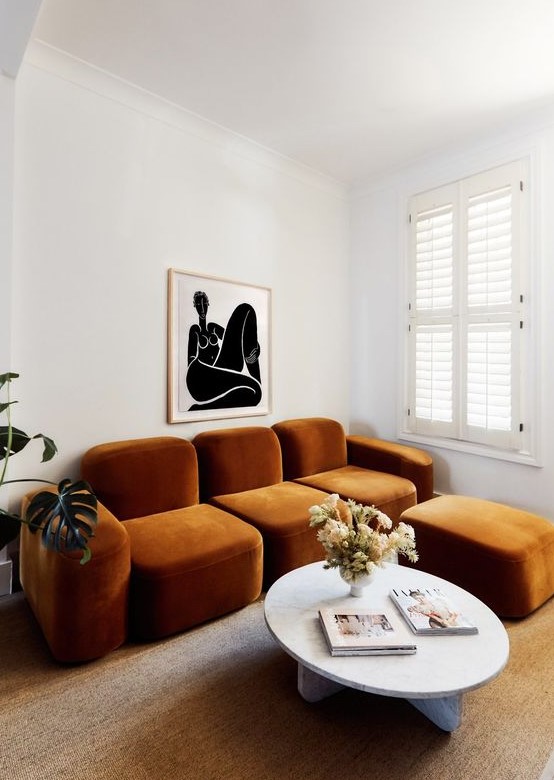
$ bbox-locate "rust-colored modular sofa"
[194,418,433,589]
[20,436,263,663]
[19,418,434,663]
[272,417,434,516]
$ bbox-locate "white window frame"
[400,158,539,465]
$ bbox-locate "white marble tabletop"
[264,562,509,701]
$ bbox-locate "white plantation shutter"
[415,325,453,423]
[415,205,453,311]
[466,324,511,432]
[466,187,512,308]
[405,160,530,455]
[408,184,456,437]
[463,181,515,444]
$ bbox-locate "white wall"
[9,46,349,489]
[0,73,15,588]
[350,113,554,519]
[0,73,13,373]
[15,44,554,523]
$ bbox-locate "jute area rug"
[1,590,553,780]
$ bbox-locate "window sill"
[398,430,542,467]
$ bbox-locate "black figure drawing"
[186,290,262,411]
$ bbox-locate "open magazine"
[318,608,417,655]
[389,586,478,635]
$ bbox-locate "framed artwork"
[167,268,272,423]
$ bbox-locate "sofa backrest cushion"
[81,436,199,520]
[272,417,348,480]
[193,426,283,500]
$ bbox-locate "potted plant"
[0,372,97,564]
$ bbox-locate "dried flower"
[309,493,418,581]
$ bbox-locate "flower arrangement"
[308,493,418,582]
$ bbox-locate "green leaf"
[0,426,33,458]
[0,400,17,414]
[25,479,97,564]
[0,427,57,461]
[0,373,18,391]
[33,434,57,463]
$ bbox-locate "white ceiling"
[28,0,554,185]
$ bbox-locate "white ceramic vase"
[340,568,375,597]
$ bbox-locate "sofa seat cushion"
[400,495,554,617]
[294,466,417,521]
[210,481,330,588]
[123,504,263,639]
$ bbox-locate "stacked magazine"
[318,608,417,656]
[389,586,478,635]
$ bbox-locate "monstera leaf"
[25,479,98,565]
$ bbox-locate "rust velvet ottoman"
[400,494,554,617]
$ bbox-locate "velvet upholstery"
[273,417,348,477]
[81,435,263,641]
[124,504,263,639]
[81,436,199,520]
[272,417,433,520]
[20,436,263,661]
[294,465,416,521]
[19,495,130,663]
[18,422,433,662]
[401,495,554,617]
[193,426,328,588]
[347,435,434,504]
[210,482,329,587]
[194,426,283,501]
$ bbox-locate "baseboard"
[0,559,13,596]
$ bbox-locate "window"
[403,159,534,459]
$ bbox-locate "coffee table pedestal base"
[297,663,463,732]
[406,693,463,732]
[297,663,346,703]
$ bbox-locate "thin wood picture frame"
[167,268,272,423]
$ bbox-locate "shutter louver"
[415,206,453,311]
[467,186,512,309]
[467,324,511,432]
[415,325,453,423]
[413,203,454,428]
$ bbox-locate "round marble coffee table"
[264,562,509,732]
